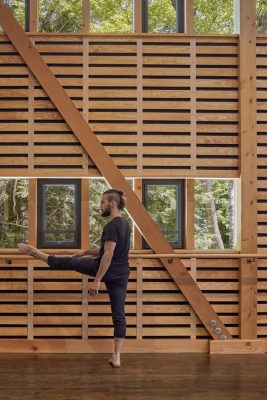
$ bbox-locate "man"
[18,188,131,368]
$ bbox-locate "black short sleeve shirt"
[95,216,131,281]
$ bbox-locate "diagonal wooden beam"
[0,1,232,340]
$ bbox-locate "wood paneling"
[0,34,239,178]
[0,257,239,341]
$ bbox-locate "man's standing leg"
[105,280,128,368]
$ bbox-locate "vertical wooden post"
[28,38,35,171]
[190,258,197,339]
[240,0,257,339]
[28,0,38,32]
[133,0,142,33]
[186,0,194,34]
[136,258,143,339]
[27,261,33,340]
[82,0,89,33]
[82,37,89,175]
[186,179,195,249]
[28,179,37,247]
[81,179,89,339]
[190,38,197,175]
[27,178,36,340]
[134,179,143,249]
[137,39,143,175]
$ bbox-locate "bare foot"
[17,243,35,256]
[108,354,121,368]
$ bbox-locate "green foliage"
[148,0,176,32]
[0,179,28,248]
[195,179,234,249]
[145,185,177,243]
[90,0,133,32]
[44,185,76,242]
[257,0,267,34]
[39,0,82,32]
[194,0,234,34]
[4,0,25,28]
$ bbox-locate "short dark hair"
[103,189,126,210]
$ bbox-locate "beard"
[101,208,110,217]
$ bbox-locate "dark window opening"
[37,179,81,249]
[142,179,185,249]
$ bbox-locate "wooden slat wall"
[257,37,267,251]
[0,257,239,340]
[258,258,267,338]
[0,34,239,178]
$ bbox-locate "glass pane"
[0,179,28,248]
[90,0,133,32]
[89,179,133,248]
[257,0,267,34]
[4,0,25,29]
[44,184,76,243]
[194,0,234,34]
[195,179,236,250]
[39,0,82,32]
[148,0,176,32]
[146,184,178,243]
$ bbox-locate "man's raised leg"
[18,243,48,263]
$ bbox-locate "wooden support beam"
[240,0,257,339]
[210,340,265,354]
[186,179,195,250]
[133,0,142,33]
[136,258,143,339]
[0,339,209,353]
[0,2,232,340]
[240,258,257,339]
[186,0,194,34]
[28,179,37,247]
[134,179,143,250]
[81,179,89,339]
[82,0,89,33]
[29,0,38,32]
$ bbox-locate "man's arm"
[84,248,100,257]
[89,241,116,296]
[73,248,100,257]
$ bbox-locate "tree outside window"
[194,179,237,250]
[0,179,28,248]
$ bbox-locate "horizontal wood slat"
[0,257,240,340]
[0,34,239,177]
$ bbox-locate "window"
[194,179,238,250]
[194,0,234,34]
[37,179,81,248]
[0,179,28,248]
[142,179,184,248]
[257,0,267,34]
[90,0,133,33]
[39,0,82,32]
[143,0,177,33]
[4,0,25,29]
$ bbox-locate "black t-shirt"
[95,216,131,281]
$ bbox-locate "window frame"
[142,0,185,33]
[37,178,81,249]
[142,179,185,249]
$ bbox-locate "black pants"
[47,255,128,339]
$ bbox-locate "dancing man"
[18,188,131,368]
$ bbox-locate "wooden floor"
[0,353,266,400]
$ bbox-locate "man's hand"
[89,279,101,296]
[72,249,87,257]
